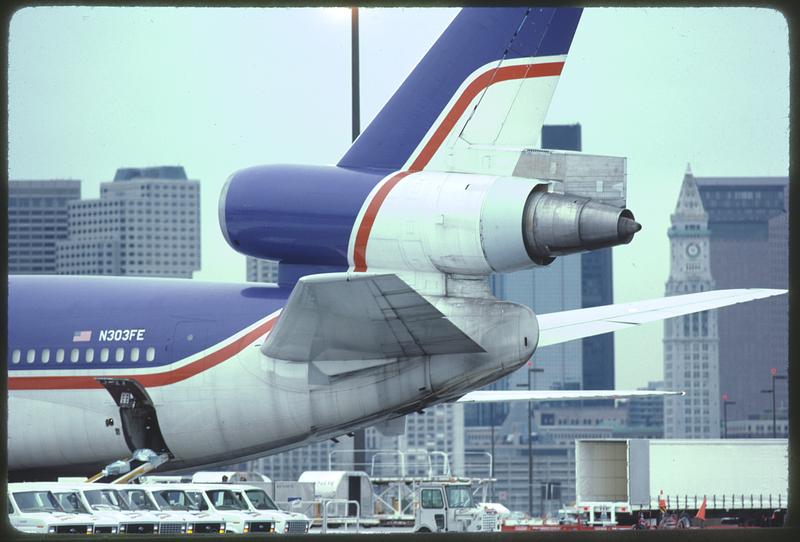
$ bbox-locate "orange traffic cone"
[658,490,666,513]
[695,496,707,522]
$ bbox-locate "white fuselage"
[8,292,536,476]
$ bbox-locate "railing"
[275,499,320,518]
[462,451,493,479]
[275,499,361,533]
[328,448,451,479]
[322,499,360,534]
[654,494,787,510]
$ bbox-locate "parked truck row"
[8,477,310,535]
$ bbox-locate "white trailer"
[575,439,788,525]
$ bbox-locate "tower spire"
[685,162,693,176]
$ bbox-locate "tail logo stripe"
[408,61,564,171]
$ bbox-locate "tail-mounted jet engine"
[219,165,640,275]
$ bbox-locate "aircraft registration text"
[98,329,146,342]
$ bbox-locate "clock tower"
[663,164,720,438]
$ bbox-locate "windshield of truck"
[120,489,159,511]
[84,489,124,511]
[445,486,474,508]
[184,491,209,511]
[153,489,205,511]
[13,491,63,513]
[244,489,278,511]
[206,489,247,511]
[54,492,91,514]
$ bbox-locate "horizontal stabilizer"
[262,272,484,362]
[456,389,684,403]
[536,288,786,347]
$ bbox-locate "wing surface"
[262,272,484,362]
[456,389,684,403]
[536,288,786,347]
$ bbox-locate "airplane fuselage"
[7,274,535,479]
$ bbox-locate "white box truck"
[575,439,788,527]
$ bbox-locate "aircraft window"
[70,349,79,363]
[146,347,155,362]
[11,350,20,364]
[56,349,65,363]
[100,348,109,362]
[115,347,124,362]
[41,349,50,364]
[26,349,36,364]
[86,348,95,363]
[131,347,140,362]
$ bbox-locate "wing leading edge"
[456,389,684,403]
[536,288,786,347]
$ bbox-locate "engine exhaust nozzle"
[522,190,641,264]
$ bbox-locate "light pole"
[722,394,735,438]
[350,7,365,474]
[761,368,787,438]
[350,7,360,142]
[489,401,495,500]
[517,362,544,518]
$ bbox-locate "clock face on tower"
[686,242,700,258]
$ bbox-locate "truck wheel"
[415,527,431,533]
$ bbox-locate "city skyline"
[7,7,789,390]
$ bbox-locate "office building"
[246,439,354,482]
[624,381,666,438]
[56,166,200,277]
[726,419,788,439]
[8,180,81,274]
[693,175,789,426]
[246,257,279,283]
[368,405,466,477]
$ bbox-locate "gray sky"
[7,7,789,390]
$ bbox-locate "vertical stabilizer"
[338,8,582,173]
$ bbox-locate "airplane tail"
[338,7,582,174]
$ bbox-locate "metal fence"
[654,494,787,510]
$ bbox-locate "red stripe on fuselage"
[352,171,413,272]
[351,61,564,272]
[7,316,278,390]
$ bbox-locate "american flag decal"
[73,330,92,342]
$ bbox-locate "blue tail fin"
[338,7,582,172]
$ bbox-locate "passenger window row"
[10,346,156,364]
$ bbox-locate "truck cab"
[70,482,163,534]
[226,483,310,534]
[414,481,498,533]
[119,485,226,534]
[145,482,282,534]
[7,483,94,534]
